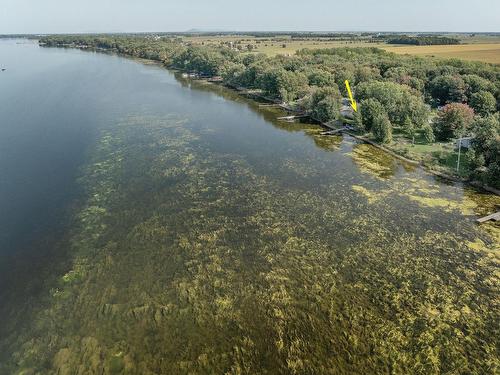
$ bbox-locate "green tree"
[360,98,385,131]
[335,67,356,96]
[355,66,380,83]
[308,87,342,123]
[220,62,246,86]
[422,124,436,143]
[352,109,365,132]
[383,66,409,83]
[383,67,424,91]
[433,103,475,141]
[277,70,309,103]
[256,67,283,97]
[241,53,266,67]
[356,81,428,126]
[469,114,500,187]
[463,74,495,97]
[403,117,416,144]
[257,68,308,102]
[372,113,393,144]
[429,75,467,104]
[307,69,335,87]
[470,91,497,116]
[356,81,401,119]
[399,91,430,127]
[470,114,499,157]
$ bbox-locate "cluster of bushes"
[40,35,500,187]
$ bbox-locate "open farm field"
[383,43,500,64]
[182,35,500,63]
[256,40,383,56]
[181,35,383,56]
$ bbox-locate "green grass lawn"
[389,128,472,177]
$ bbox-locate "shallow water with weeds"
[0,41,499,375]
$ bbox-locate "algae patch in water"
[1,113,499,375]
[351,185,389,204]
[347,143,400,179]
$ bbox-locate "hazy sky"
[2,0,500,34]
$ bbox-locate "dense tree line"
[386,35,460,45]
[40,35,500,188]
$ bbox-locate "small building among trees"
[456,137,473,149]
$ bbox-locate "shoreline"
[220,79,500,196]
[43,43,500,197]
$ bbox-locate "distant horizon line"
[1,30,500,36]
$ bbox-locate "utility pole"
[456,136,462,173]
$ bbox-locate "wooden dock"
[477,212,500,223]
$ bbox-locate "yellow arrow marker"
[344,80,358,112]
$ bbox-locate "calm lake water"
[0,40,498,374]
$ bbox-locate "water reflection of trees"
[174,73,348,155]
[173,73,318,134]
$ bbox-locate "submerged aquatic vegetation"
[305,128,343,152]
[351,185,388,204]
[346,143,400,179]
[1,109,497,375]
